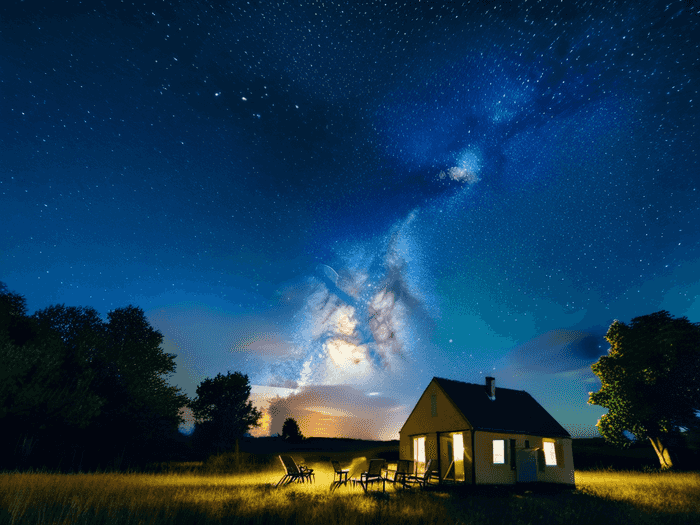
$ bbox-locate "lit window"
[414,436,426,473]
[453,432,465,481]
[493,439,505,464]
[543,441,557,466]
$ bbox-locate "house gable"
[400,378,471,437]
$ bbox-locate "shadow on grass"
[414,483,698,525]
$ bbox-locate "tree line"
[0,282,261,471]
[3,278,699,472]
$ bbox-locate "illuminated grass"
[575,470,700,514]
[1,466,698,525]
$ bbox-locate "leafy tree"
[589,310,700,469]
[2,293,190,469]
[0,292,103,468]
[281,417,304,443]
[189,371,261,453]
[97,305,190,460]
[0,285,38,347]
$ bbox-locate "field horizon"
[1,440,699,525]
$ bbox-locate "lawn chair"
[275,455,314,487]
[298,461,315,483]
[405,458,439,488]
[354,458,386,493]
[389,459,413,489]
[330,460,350,492]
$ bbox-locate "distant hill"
[240,436,399,454]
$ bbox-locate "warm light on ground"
[1,466,698,524]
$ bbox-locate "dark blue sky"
[2,0,699,439]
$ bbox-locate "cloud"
[264,384,406,440]
[233,331,296,360]
[507,329,606,375]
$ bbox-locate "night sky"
[2,0,699,440]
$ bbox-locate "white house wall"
[474,431,575,485]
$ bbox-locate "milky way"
[2,0,698,438]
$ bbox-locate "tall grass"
[1,464,698,525]
[575,470,700,514]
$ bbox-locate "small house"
[399,376,574,485]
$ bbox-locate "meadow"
[1,458,699,525]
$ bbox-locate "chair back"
[367,459,385,476]
[280,455,300,475]
[396,459,410,474]
[422,459,437,479]
[331,460,342,473]
[406,460,415,475]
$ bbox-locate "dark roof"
[434,377,571,438]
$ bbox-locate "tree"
[588,310,700,469]
[1,292,103,469]
[97,305,190,461]
[281,417,304,443]
[189,371,261,454]
[30,302,188,467]
[0,283,191,469]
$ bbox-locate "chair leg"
[274,475,287,488]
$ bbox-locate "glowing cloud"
[266,384,406,440]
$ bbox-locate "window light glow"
[544,441,557,466]
[493,439,505,464]
[414,436,426,472]
[453,432,465,480]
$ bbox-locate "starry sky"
[2,0,699,440]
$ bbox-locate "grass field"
[1,460,698,525]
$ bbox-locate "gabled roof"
[434,377,571,438]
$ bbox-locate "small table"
[299,465,315,483]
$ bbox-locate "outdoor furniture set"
[275,455,316,487]
[277,455,440,493]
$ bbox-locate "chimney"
[485,376,496,400]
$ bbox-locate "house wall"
[474,431,517,484]
[399,379,471,469]
[474,432,575,485]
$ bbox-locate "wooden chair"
[405,459,440,488]
[275,455,314,487]
[330,460,350,492]
[354,459,386,493]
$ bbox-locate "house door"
[413,436,426,474]
[439,434,453,480]
[439,433,466,482]
[516,449,538,483]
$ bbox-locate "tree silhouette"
[189,371,261,454]
[1,292,103,468]
[281,417,304,443]
[1,283,190,470]
[589,310,700,469]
